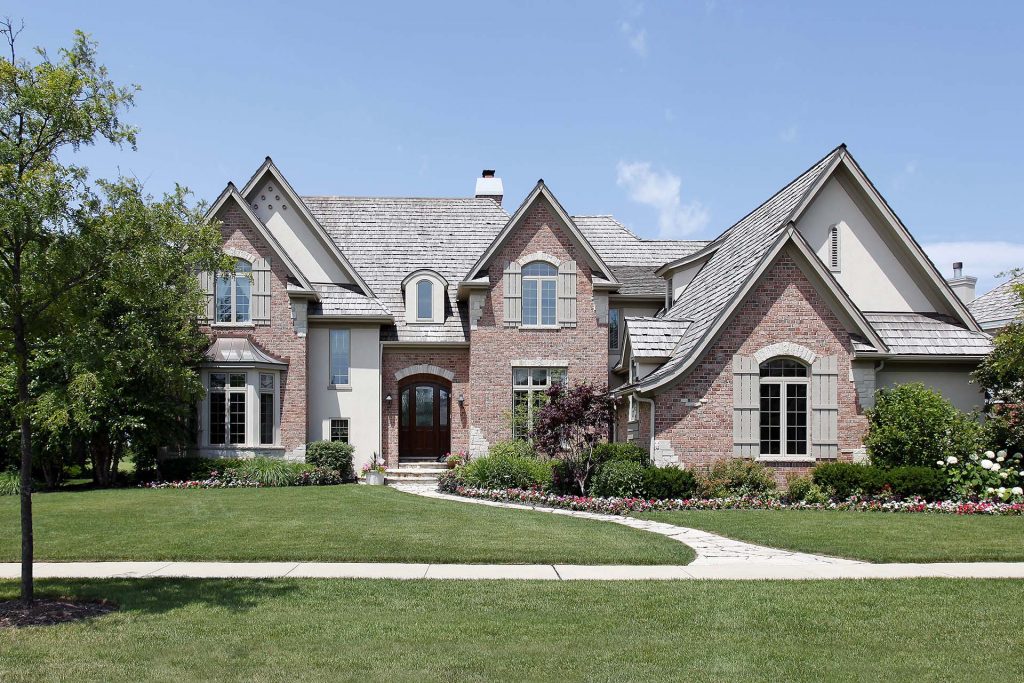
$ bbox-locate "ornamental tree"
[531,381,614,495]
[974,272,1024,453]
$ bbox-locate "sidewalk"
[3,561,1024,581]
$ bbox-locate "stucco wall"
[876,361,985,413]
[306,323,382,472]
[796,174,943,313]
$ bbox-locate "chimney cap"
[953,261,963,270]
[482,169,495,178]
[475,170,503,204]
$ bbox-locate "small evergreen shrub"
[698,458,777,497]
[306,440,355,479]
[812,462,879,498]
[461,453,554,490]
[641,466,697,499]
[882,466,948,500]
[812,462,949,500]
[865,383,982,468]
[590,460,646,498]
[593,442,649,466]
[785,475,829,504]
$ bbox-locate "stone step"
[397,460,449,470]
[385,475,440,485]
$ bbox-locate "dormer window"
[402,269,448,325]
[522,261,557,326]
[216,259,253,323]
[417,279,433,320]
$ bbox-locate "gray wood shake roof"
[969,275,1023,329]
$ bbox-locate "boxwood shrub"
[592,442,649,466]
[641,466,697,499]
[306,440,355,479]
[590,460,646,498]
[461,452,554,491]
[812,462,949,500]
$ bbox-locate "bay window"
[205,369,280,448]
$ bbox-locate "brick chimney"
[474,169,503,205]
[948,261,977,304]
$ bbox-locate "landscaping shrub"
[785,475,829,504]
[0,470,19,496]
[224,459,311,487]
[157,456,244,482]
[938,450,1024,500]
[488,439,537,460]
[437,468,465,493]
[305,440,355,479]
[590,460,646,498]
[461,453,554,491]
[698,458,777,498]
[865,383,982,468]
[812,462,950,500]
[592,442,649,466]
[641,466,697,499]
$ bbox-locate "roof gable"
[464,181,619,284]
[970,274,1023,329]
[241,158,376,296]
[206,184,315,293]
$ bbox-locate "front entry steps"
[385,460,447,486]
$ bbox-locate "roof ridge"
[302,195,506,202]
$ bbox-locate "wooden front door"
[398,379,451,460]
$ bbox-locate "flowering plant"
[445,451,468,468]
[939,450,1024,500]
[446,486,1024,516]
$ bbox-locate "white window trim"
[214,259,254,325]
[757,360,810,461]
[200,368,280,448]
[415,279,434,322]
[326,417,350,444]
[512,366,566,440]
[521,262,558,327]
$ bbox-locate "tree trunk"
[91,433,112,488]
[13,313,33,606]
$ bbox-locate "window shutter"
[253,257,271,324]
[557,260,577,327]
[503,262,522,327]
[732,355,759,457]
[199,271,215,322]
[810,355,839,458]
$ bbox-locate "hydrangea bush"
[939,450,1024,500]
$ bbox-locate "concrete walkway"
[3,561,1024,581]
[396,485,863,567]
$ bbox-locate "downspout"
[378,338,384,468]
[637,396,656,459]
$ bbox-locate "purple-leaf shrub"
[531,381,615,495]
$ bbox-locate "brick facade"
[201,201,308,458]
[649,253,867,481]
[468,199,609,453]
[381,348,470,467]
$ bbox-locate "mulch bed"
[0,598,117,628]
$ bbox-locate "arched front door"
[398,376,451,460]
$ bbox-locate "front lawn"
[2,578,1022,681]
[0,486,693,565]
[637,510,1024,563]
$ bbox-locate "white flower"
[971,453,979,461]
[997,450,1007,458]
[1012,487,1023,496]
[987,487,995,493]
[992,463,1001,472]
[1000,471,1009,479]
[937,460,944,466]
[998,487,1007,493]
[1020,470,1024,477]
[981,459,993,470]
[997,455,1006,463]
[947,456,958,464]
[985,450,996,459]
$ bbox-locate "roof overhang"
[463,180,620,285]
[240,157,378,298]
[654,240,722,277]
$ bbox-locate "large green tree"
[974,272,1024,453]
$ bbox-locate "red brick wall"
[381,348,470,467]
[653,253,866,480]
[201,201,308,456]
[468,198,608,452]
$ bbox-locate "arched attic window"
[417,279,433,320]
[403,269,447,325]
[758,358,808,458]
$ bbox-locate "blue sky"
[21,0,1024,293]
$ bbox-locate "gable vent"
[828,224,841,272]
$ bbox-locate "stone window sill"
[519,324,561,331]
[328,384,353,391]
[755,455,816,463]
[211,322,256,329]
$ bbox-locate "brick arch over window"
[223,247,258,264]
[516,251,561,267]
[752,342,817,366]
[394,364,456,383]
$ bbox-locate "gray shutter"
[199,271,215,323]
[810,355,839,459]
[253,257,271,325]
[557,260,577,327]
[732,355,759,457]
[503,261,522,327]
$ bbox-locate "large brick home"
[196,145,992,478]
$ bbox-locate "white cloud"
[924,240,1024,293]
[620,21,647,57]
[893,160,918,190]
[616,161,710,238]
[779,125,798,143]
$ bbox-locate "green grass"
[637,509,1024,563]
[0,486,693,565]
[2,578,1023,682]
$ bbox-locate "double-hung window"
[215,259,252,323]
[521,261,557,326]
[416,279,433,320]
[259,373,275,445]
[330,329,350,385]
[512,366,566,439]
[330,418,350,443]
[758,358,808,458]
[609,308,620,350]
